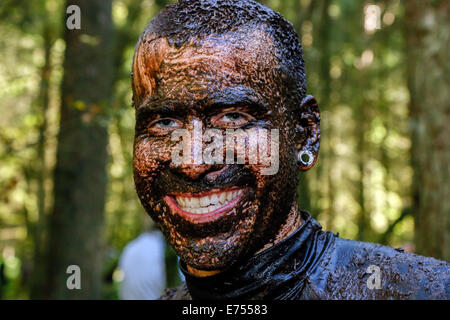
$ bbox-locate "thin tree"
[46,0,114,299]
[405,0,449,261]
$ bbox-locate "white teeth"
[178,197,186,207]
[191,197,200,208]
[175,189,244,214]
[211,194,219,205]
[219,192,226,203]
[200,196,210,207]
[210,204,220,211]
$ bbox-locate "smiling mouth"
[164,188,246,223]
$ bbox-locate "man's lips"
[164,187,245,223]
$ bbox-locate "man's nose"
[169,117,213,180]
[170,163,213,181]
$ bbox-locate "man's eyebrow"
[135,86,268,114]
[204,86,268,111]
[136,102,177,116]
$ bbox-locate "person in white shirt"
[118,230,166,300]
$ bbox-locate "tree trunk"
[405,0,449,261]
[356,97,369,241]
[30,24,53,299]
[46,0,114,299]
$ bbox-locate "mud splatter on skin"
[132,0,320,271]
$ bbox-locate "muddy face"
[132,27,319,270]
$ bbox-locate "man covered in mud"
[131,0,449,299]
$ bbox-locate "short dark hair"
[133,0,306,104]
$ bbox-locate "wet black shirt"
[162,212,450,300]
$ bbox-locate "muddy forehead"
[132,28,282,108]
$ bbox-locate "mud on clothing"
[160,211,450,300]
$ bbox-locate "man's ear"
[294,95,320,171]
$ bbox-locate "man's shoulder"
[316,236,450,299]
[159,282,192,300]
[332,237,449,271]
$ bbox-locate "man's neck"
[187,201,303,277]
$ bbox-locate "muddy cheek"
[243,123,297,236]
[133,136,173,216]
[134,136,174,174]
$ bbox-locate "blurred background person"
[118,226,166,300]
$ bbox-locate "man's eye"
[155,119,179,128]
[148,118,182,135]
[223,112,244,122]
[212,111,254,128]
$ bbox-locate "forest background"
[0,0,447,299]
